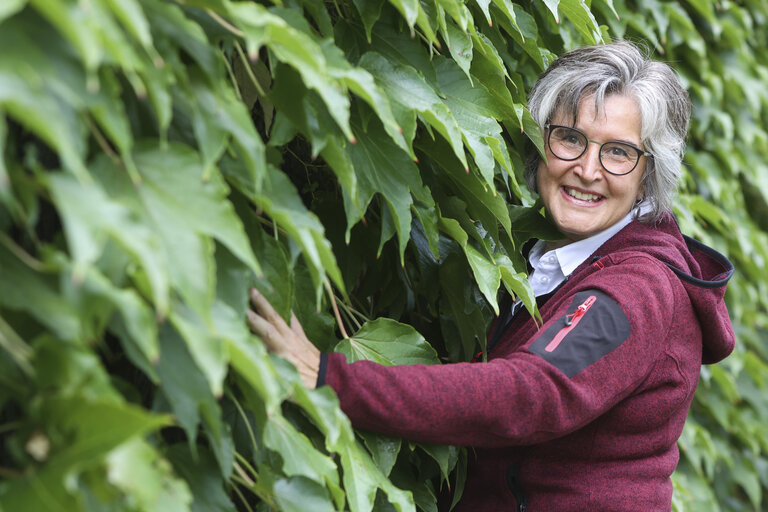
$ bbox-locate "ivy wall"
[0,0,766,511]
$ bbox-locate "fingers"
[249,288,289,334]
[246,309,282,352]
[290,312,307,338]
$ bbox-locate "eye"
[604,143,631,159]
[562,134,580,145]
[553,128,583,146]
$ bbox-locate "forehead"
[550,93,639,125]
[551,94,642,142]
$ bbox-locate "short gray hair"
[525,41,691,223]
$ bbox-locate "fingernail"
[250,288,261,298]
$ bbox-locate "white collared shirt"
[527,202,651,297]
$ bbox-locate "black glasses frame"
[545,123,653,176]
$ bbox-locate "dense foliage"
[0,0,766,511]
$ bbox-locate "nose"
[573,142,604,182]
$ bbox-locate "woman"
[248,41,735,511]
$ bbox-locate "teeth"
[566,188,602,202]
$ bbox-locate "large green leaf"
[359,52,467,170]
[434,57,512,192]
[335,317,440,366]
[347,116,424,263]
[263,415,340,487]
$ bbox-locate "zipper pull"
[545,295,597,353]
[564,295,597,325]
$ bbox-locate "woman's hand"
[247,288,321,389]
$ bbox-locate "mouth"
[562,186,604,203]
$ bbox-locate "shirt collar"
[532,201,651,278]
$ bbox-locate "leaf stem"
[234,460,256,486]
[228,391,261,454]
[235,42,266,97]
[234,451,259,481]
[334,296,364,330]
[230,484,255,512]
[0,232,49,273]
[325,280,349,339]
[206,9,244,37]
[84,115,120,165]
[222,48,243,102]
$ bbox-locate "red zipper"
[544,295,597,353]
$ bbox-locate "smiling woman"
[247,41,736,512]
[537,94,647,241]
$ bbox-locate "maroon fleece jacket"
[318,215,735,511]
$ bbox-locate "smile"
[563,187,604,203]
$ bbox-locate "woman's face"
[537,94,647,242]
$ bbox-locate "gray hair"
[525,41,691,223]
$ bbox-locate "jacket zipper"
[506,465,527,512]
[544,295,597,352]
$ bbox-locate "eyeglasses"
[545,124,653,176]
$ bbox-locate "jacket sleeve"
[321,257,685,447]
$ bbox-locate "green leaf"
[136,142,260,310]
[223,159,345,304]
[559,0,604,44]
[464,244,501,315]
[338,442,415,512]
[444,22,473,84]
[273,477,337,512]
[491,0,524,41]
[191,75,268,183]
[540,0,560,23]
[359,52,467,170]
[0,314,33,377]
[228,3,354,141]
[167,445,234,512]
[226,330,286,416]
[438,250,489,361]
[347,117,423,264]
[386,0,419,27]
[359,431,402,476]
[434,57,511,192]
[419,136,511,240]
[351,0,386,41]
[335,318,440,366]
[0,245,81,342]
[155,323,224,451]
[77,259,160,365]
[263,415,340,486]
[416,443,459,483]
[0,0,25,22]
[496,254,539,323]
[322,41,408,154]
[106,438,193,512]
[0,24,89,181]
[102,0,153,49]
[47,172,171,317]
[47,398,171,470]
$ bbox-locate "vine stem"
[235,42,266,97]
[324,280,349,339]
[206,9,244,37]
[0,232,48,272]
[233,461,256,486]
[335,296,364,331]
